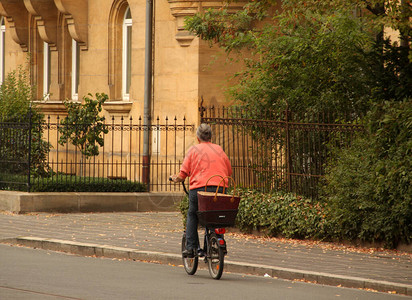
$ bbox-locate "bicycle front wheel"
[182,233,198,275]
[207,233,224,279]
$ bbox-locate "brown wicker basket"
[197,175,240,227]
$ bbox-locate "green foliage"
[184,2,265,51]
[0,172,28,191]
[184,0,412,248]
[59,93,109,158]
[0,173,146,192]
[368,40,412,102]
[0,65,51,176]
[283,0,411,52]
[179,194,189,228]
[0,65,34,120]
[33,176,146,192]
[236,189,327,239]
[185,1,411,119]
[323,100,412,248]
[178,188,327,240]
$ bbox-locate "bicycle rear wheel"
[207,233,224,280]
[181,233,198,275]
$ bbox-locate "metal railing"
[1,105,363,198]
[0,117,32,191]
[0,113,195,192]
[200,105,363,199]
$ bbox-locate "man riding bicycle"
[170,124,232,257]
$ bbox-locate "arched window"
[0,17,5,85]
[122,7,132,100]
[72,39,80,100]
[43,42,51,99]
[108,1,131,101]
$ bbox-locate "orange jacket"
[179,142,232,190]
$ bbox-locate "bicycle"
[181,221,226,279]
[171,175,239,280]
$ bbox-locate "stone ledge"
[36,101,68,115]
[102,101,133,115]
[0,191,183,213]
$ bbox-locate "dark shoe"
[182,248,195,258]
[197,249,205,257]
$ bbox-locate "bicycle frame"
[181,181,227,250]
[203,227,227,255]
[178,178,228,279]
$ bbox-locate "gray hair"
[196,124,212,142]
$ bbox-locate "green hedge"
[179,183,411,249]
[0,173,28,192]
[179,194,189,228]
[322,100,412,248]
[0,174,146,192]
[236,189,327,239]
[179,189,327,239]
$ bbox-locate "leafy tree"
[185,0,411,118]
[0,65,34,121]
[282,0,412,103]
[59,93,109,158]
[282,0,411,51]
[0,65,51,177]
[185,1,412,247]
[323,100,412,248]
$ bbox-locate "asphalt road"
[0,244,408,300]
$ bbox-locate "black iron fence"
[200,105,364,199]
[0,113,195,192]
[1,105,363,197]
[0,118,31,191]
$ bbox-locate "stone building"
[0,1,249,188]
[0,0,248,119]
[1,1,406,192]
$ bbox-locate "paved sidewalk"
[0,211,411,296]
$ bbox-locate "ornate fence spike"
[1,106,362,196]
[0,115,195,192]
[200,105,363,199]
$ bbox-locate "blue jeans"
[186,186,224,250]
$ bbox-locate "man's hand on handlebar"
[169,174,184,183]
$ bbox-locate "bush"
[32,176,146,192]
[0,173,29,191]
[178,194,189,228]
[0,64,51,177]
[323,100,412,248]
[179,188,327,240]
[59,93,108,157]
[0,173,146,193]
[236,189,327,239]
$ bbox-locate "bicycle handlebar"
[169,176,189,195]
[182,181,189,195]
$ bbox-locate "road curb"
[0,191,182,213]
[1,237,411,296]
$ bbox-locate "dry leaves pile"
[227,231,412,258]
